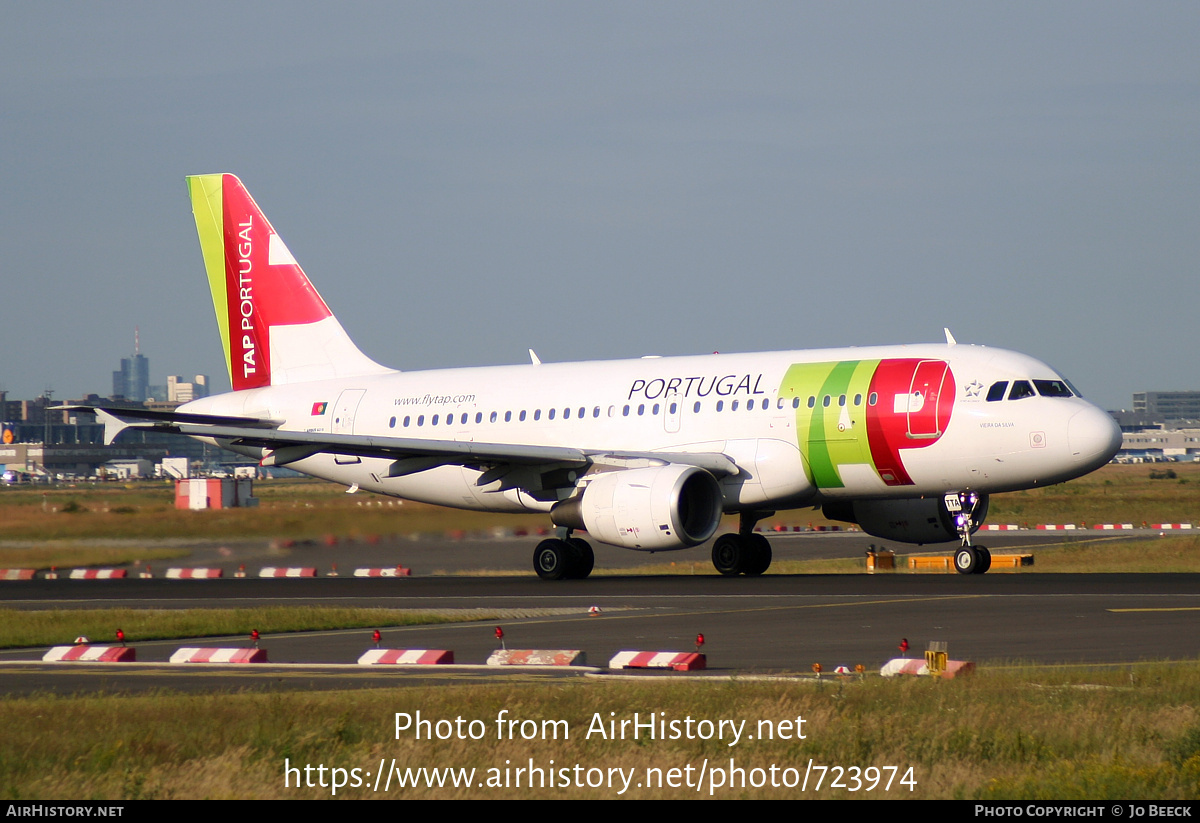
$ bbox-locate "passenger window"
[519,410,526,421]
[716,400,724,412]
[548,408,556,420]
[504,411,512,422]
[432,414,439,426]
[669,402,678,414]
[986,381,1008,402]
[731,400,739,411]
[1009,381,1035,400]
[578,407,585,419]
[389,416,396,428]
[417,415,425,426]
[854,394,862,406]
[808,396,816,408]
[637,404,645,416]
[868,393,877,406]
[747,399,755,410]
[839,395,846,407]
[822,395,831,408]
[623,405,630,416]
[475,412,482,424]
[403,416,411,427]
[792,397,800,409]
[563,408,571,419]
[652,403,660,415]
[533,409,541,421]
[593,407,600,418]
[490,411,498,423]
[693,401,701,413]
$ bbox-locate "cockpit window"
[986,381,1008,402]
[1033,379,1073,398]
[1008,380,1036,400]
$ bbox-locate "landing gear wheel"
[534,538,571,580]
[954,546,979,575]
[973,545,991,575]
[743,534,772,576]
[712,534,744,576]
[566,537,594,579]
[712,534,772,576]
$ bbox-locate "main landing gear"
[947,491,991,575]
[533,533,594,580]
[712,511,773,577]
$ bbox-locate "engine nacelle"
[822,494,989,545]
[551,464,724,551]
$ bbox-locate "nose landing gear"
[946,492,991,575]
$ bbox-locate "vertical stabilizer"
[186,174,392,390]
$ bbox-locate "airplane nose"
[1067,405,1122,468]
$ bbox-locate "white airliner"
[82,174,1123,579]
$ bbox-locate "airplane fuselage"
[184,342,1121,535]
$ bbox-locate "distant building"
[112,353,150,401]
[166,374,209,403]
[1132,391,1200,423]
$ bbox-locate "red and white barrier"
[1152,523,1193,530]
[353,567,412,578]
[43,643,133,662]
[358,649,454,665]
[169,647,269,663]
[880,658,974,679]
[69,569,127,580]
[0,569,36,580]
[1035,524,1077,531]
[487,649,586,667]
[609,651,706,671]
[166,568,224,579]
[1092,524,1135,530]
[258,567,317,578]
[982,524,1022,531]
[43,645,136,662]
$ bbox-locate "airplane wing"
[62,406,739,485]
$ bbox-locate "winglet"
[944,328,957,347]
[529,349,542,366]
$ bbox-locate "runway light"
[74,636,89,645]
[116,628,125,646]
[695,633,705,652]
[251,629,260,648]
[494,626,505,650]
[811,663,822,674]
[899,637,910,655]
[372,629,381,648]
[588,606,601,616]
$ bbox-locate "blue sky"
[2,2,1197,410]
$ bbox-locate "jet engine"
[822,494,989,545]
[551,464,724,551]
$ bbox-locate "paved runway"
[1,530,1196,694]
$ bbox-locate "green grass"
[0,607,497,650]
[2,666,1198,799]
[3,463,1197,546]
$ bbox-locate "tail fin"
[187,174,391,390]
